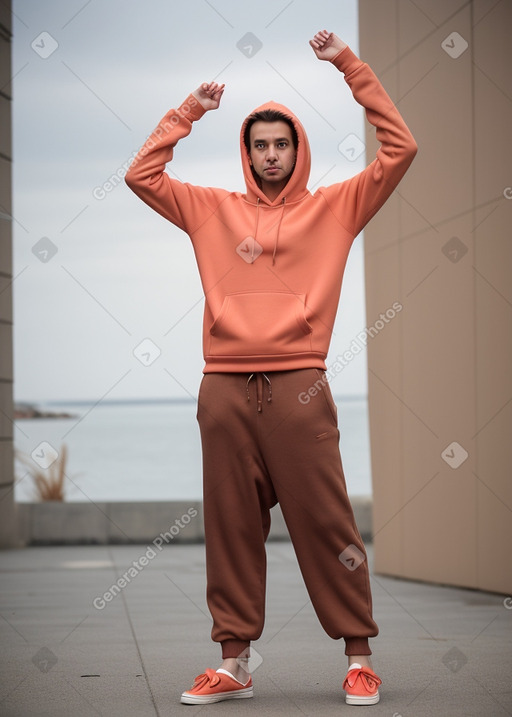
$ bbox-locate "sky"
[11,0,370,404]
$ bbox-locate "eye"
[277,141,288,148]
[255,142,265,149]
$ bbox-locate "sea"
[13,396,373,503]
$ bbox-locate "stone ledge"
[14,497,373,546]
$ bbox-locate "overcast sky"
[11,0,370,403]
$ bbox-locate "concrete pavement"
[0,541,511,716]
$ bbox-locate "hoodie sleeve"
[318,46,418,238]
[125,94,230,233]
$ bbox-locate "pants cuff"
[344,637,371,656]
[221,639,251,659]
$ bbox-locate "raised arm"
[125,82,227,232]
[309,30,418,237]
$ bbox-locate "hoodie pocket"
[208,291,313,357]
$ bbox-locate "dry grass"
[16,443,76,501]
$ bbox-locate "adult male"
[126,29,417,706]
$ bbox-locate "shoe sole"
[180,686,253,705]
[345,691,380,705]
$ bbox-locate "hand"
[191,81,225,111]
[309,30,347,61]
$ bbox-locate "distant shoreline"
[14,403,77,420]
[14,394,367,418]
[16,394,367,409]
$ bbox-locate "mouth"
[264,167,280,174]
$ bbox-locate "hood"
[240,101,311,206]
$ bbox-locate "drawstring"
[263,373,272,403]
[246,372,273,412]
[249,197,286,265]
[251,198,261,262]
[272,197,286,266]
[246,374,253,403]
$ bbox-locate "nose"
[266,144,278,161]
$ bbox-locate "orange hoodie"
[125,46,417,373]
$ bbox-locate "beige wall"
[360,0,512,593]
[0,2,17,548]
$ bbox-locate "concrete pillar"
[0,1,19,548]
[359,0,512,593]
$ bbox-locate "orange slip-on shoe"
[343,663,382,705]
[180,668,253,705]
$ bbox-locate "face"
[248,121,297,199]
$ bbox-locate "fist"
[309,30,347,61]
[192,81,225,111]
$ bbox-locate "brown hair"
[243,109,298,152]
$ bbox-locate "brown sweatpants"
[196,368,378,659]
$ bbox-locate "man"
[126,29,417,706]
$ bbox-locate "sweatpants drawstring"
[263,373,272,403]
[246,372,272,412]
